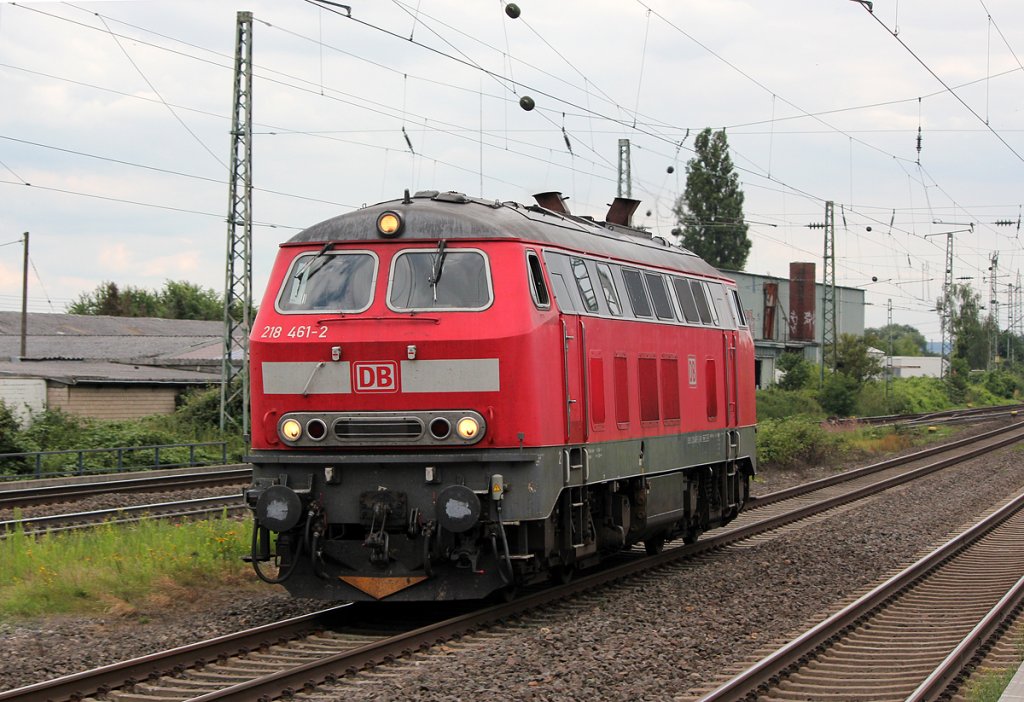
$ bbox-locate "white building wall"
[0,377,47,425]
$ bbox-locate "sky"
[1,0,1023,342]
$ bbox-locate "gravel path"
[0,422,1019,698]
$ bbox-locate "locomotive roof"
[287,190,728,281]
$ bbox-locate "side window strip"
[690,280,715,325]
[570,257,600,313]
[595,263,623,316]
[673,277,702,324]
[644,272,676,320]
[621,268,653,318]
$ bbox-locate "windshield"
[388,249,492,311]
[276,251,377,313]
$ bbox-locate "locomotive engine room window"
[690,280,716,325]
[707,282,735,329]
[570,257,600,313]
[526,250,550,308]
[672,277,702,324]
[277,251,377,313]
[388,249,492,310]
[595,263,623,316]
[547,272,578,313]
[621,268,653,318]
[644,273,676,321]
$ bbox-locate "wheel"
[552,564,575,585]
[644,536,665,555]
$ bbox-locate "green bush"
[17,408,89,452]
[818,372,859,417]
[965,383,1002,407]
[756,388,824,420]
[854,382,890,417]
[888,377,951,413]
[981,369,1023,400]
[0,392,244,477]
[757,417,848,470]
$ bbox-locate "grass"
[845,425,953,454]
[0,513,254,619]
[963,666,1016,702]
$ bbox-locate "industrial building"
[725,263,866,388]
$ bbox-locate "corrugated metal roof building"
[0,312,223,421]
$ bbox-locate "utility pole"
[807,201,836,385]
[617,139,632,199]
[221,10,253,435]
[20,231,28,359]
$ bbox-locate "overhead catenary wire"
[856,4,1024,165]
[2,1,1021,327]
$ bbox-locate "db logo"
[353,361,399,393]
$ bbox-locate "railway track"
[0,494,247,537]
[692,490,1024,702]
[7,419,1024,702]
[0,465,250,511]
[0,405,1013,518]
[837,402,1024,428]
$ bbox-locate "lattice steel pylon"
[820,201,836,382]
[989,252,999,368]
[617,139,631,198]
[940,232,955,380]
[221,10,253,435]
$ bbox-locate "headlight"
[376,211,404,238]
[456,416,481,440]
[281,418,302,442]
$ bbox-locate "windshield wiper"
[295,243,334,282]
[427,239,447,301]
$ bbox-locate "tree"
[776,351,812,390]
[864,324,931,356]
[939,283,994,370]
[828,333,884,385]
[68,280,229,320]
[671,128,751,270]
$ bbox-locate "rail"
[0,441,229,481]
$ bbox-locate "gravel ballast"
[1,423,1022,699]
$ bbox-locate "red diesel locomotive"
[244,189,756,601]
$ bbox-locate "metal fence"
[0,441,229,481]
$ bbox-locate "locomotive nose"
[255,484,305,532]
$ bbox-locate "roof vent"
[605,197,640,226]
[533,191,570,215]
[433,191,470,203]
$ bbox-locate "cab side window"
[526,250,550,308]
